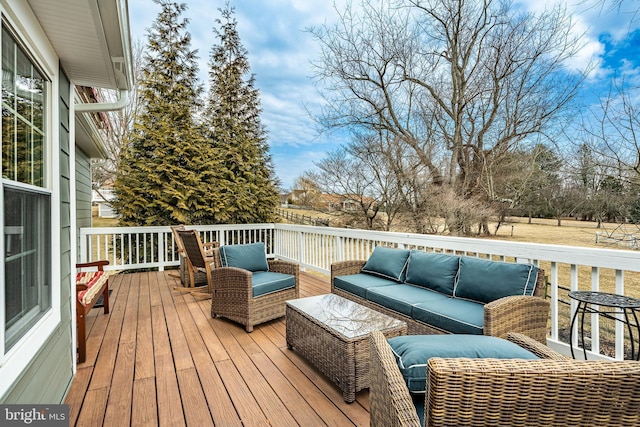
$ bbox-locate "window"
[1,27,51,351]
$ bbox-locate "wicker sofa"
[369,329,640,426]
[331,247,550,342]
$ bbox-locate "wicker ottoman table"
[286,293,407,402]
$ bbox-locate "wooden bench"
[76,260,110,363]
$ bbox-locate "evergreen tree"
[206,3,279,224]
[113,0,222,226]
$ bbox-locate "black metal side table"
[568,291,640,360]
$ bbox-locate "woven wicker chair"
[176,229,221,298]
[210,246,299,332]
[369,330,640,427]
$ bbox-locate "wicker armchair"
[211,245,299,332]
[369,330,640,427]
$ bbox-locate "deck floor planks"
[249,326,355,426]
[134,271,155,380]
[151,302,185,427]
[180,294,244,425]
[66,270,374,426]
[131,377,157,427]
[103,270,140,426]
[173,288,242,426]
[213,318,299,426]
[156,271,194,372]
[175,368,215,426]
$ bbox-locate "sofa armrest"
[369,330,421,427]
[484,295,550,343]
[330,260,367,291]
[505,332,566,360]
[426,357,640,426]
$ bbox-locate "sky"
[128,0,640,190]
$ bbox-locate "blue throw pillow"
[454,257,539,304]
[361,246,410,282]
[388,334,539,394]
[219,242,269,272]
[404,251,460,295]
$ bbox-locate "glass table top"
[286,293,406,339]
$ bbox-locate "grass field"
[278,208,639,250]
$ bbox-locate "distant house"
[315,193,376,213]
[0,0,133,403]
[92,187,118,218]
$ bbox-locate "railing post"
[158,230,165,271]
[79,228,87,263]
[298,230,305,267]
[336,234,344,262]
[615,270,625,360]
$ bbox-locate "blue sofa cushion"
[251,271,295,297]
[405,251,460,296]
[366,285,449,317]
[412,298,484,335]
[333,273,397,299]
[454,257,539,304]
[219,242,269,272]
[388,334,539,394]
[361,246,410,282]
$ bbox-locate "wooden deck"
[65,270,371,426]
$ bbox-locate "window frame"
[3,181,52,351]
[0,13,60,397]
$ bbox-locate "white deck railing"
[79,223,640,360]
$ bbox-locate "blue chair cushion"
[454,257,539,304]
[333,273,397,299]
[388,334,539,394]
[252,271,295,297]
[405,251,459,296]
[366,285,449,317]
[219,242,269,272]
[412,298,484,335]
[361,246,410,282]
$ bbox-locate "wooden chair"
[76,260,110,363]
[176,229,220,298]
[172,226,219,293]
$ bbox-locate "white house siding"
[0,10,73,402]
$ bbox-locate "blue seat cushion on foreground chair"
[252,271,296,297]
[388,334,540,394]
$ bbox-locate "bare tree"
[91,40,145,200]
[291,175,323,208]
[312,147,383,229]
[310,0,588,233]
[581,79,640,185]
